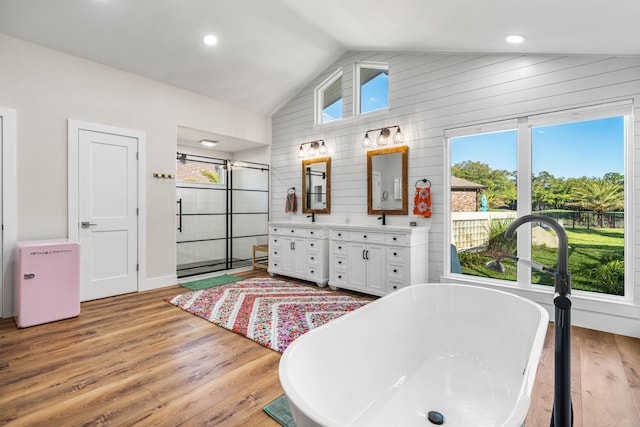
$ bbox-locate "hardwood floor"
[1,270,638,426]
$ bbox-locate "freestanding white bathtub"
[279,283,549,427]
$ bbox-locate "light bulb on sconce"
[319,140,329,155]
[361,125,404,149]
[361,132,373,148]
[298,145,305,158]
[376,128,390,146]
[393,127,404,144]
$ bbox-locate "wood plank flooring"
[1,270,639,426]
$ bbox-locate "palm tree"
[573,180,623,227]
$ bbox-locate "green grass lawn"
[458,227,625,295]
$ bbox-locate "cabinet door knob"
[393,237,397,241]
[364,235,367,239]
[311,257,315,260]
[310,243,314,247]
[393,269,398,273]
[393,285,397,289]
[338,246,342,250]
[310,270,314,274]
[338,275,342,279]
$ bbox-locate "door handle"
[176,198,183,232]
[81,221,97,228]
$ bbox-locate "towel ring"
[415,179,431,188]
[287,187,296,194]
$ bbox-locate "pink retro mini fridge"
[15,239,80,328]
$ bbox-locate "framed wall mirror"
[302,157,331,214]
[367,146,408,215]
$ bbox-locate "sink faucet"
[306,213,315,223]
[487,214,572,427]
[377,213,386,225]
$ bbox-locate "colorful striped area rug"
[166,278,370,353]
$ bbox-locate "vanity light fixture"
[298,139,328,158]
[199,139,218,147]
[361,125,404,148]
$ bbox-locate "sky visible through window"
[451,116,624,178]
[323,99,342,122]
[361,72,388,114]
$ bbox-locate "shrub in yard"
[485,219,516,255]
[592,259,624,296]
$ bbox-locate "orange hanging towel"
[413,186,431,218]
[285,189,297,213]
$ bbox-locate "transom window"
[355,62,389,115]
[447,101,632,299]
[315,68,343,125]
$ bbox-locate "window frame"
[444,100,634,303]
[354,61,389,116]
[314,68,343,125]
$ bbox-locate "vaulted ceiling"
[1,0,639,117]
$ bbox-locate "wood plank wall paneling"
[270,50,640,309]
[0,270,638,426]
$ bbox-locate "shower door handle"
[176,198,183,232]
[81,221,97,228]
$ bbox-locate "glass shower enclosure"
[176,153,269,278]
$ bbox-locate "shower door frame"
[176,153,269,278]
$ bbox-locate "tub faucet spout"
[496,214,573,427]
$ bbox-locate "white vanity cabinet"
[329,225,429,296]
[268,223,329,286]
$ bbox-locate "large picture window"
[447,102,631,299]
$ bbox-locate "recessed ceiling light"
[200,139,218,147]
[506,35,526,44]
[202,34,218,46]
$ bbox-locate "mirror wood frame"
[367,146,408,215]
[302,156,331,214]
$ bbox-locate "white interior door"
[78,129,138,301]
[0,106,17,318]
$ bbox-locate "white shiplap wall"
[270,51,640,337]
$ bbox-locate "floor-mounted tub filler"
[279,283,549,427]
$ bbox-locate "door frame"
[0,106,17,318]
[68,120,146,294]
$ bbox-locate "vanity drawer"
[307,265,321,279]
[350,231,384,243]
[332,241,348,255]
[269,226,301,236]
[305,228,326,238]
[269,236,282,248]
[332,269,349,285]
[387,279,407,292]
[306,252,320,266]
[306,239,321,251]
[386,234,409,245]
[386,247,406,261]
[387,262,406,281]
[269,247,282,260]
[333,255,348,270]
[331,229,349,240]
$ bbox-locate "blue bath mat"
[263,395,295,427]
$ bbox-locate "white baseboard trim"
[141,274,178,292]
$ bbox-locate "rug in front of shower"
[166,278,370,353]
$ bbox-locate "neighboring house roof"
[451,176,487,190]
